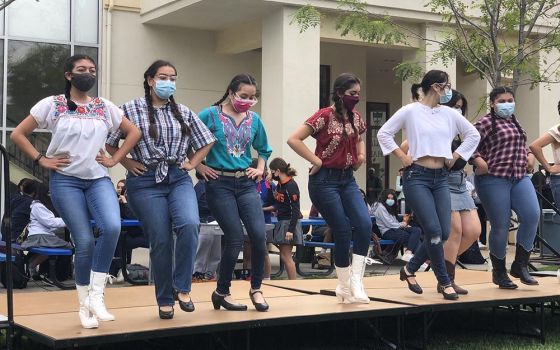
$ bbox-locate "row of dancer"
[9,53,547,329]
[378,70,541,301]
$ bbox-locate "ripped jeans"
[403,164,451,286]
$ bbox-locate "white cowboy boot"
[335,265,354,304]
[77,285,98,329]
[350,254,370,304]
[89,271,115,321]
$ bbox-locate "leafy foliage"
[292,0,560,92]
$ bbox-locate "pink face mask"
[232,95,257,113]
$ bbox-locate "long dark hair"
[269,157,297,177]
[410,70,449,101]
[488,86,524,137]
[143,60,189,139]
[378,189,398,216]
[332,73,361,136]
[33,182,57,214]
[214,73,258,106]
[64,54,96,111]
[443,89,468,116]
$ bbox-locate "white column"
[261,6,320,212]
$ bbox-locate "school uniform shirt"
[107,98,216,183]
[472,113,528,179]
[257,179,275,224]
[305,107,366,169]
[27,201,66,237]
[31,95,124,179]
[378,102,480,162]
[273,178,302,233]
[198,106,272,171]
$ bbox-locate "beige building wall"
[103,9,262,183]
[104,0,560,198]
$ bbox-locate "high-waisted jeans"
[308,167,372,267]
[49,172,121,286]
[474,174,539,259]
[126,166,200,306]
[205,175,267,294]
[402,164,451,286]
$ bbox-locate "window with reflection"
[6,131,52,184]
[7,41,70,127]
[7,0,70,41]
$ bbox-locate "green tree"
[292,0,560,93]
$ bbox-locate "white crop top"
[31,95,123,179]
[377,102,480,161]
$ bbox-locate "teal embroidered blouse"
[198,106,272,170]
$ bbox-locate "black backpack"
[0,249,29,289]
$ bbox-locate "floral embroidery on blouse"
[346,154,353,167]
[218,112,253,158]
[321,135,341,159]
[52,95,110,128]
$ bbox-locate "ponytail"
[269,157,297,177]
[410,83,421,101]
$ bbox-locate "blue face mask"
[439,88,453,104]
[495,102,515,118]
[154,80,176,100]
[385,199,395,206]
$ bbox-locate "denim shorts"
[448,170,476,211]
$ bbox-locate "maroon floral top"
[305,107,366,169]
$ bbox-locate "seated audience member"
[309,205,332,267]
[7,179,36,243]
[110,179,148,281]
[373,189,422,262]
[193,170,221,282]
[21,183,72,278]
[360,189,375,216]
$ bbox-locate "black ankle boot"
[490,254,518,289]
[445,260,468,295]
[510,244,539,285]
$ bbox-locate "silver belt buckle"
[234,171,245,178]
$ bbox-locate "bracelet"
[34,153,44,164]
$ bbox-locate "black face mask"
[272,174,280,181]
[71,73,96,92]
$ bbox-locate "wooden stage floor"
[2,270,559,348]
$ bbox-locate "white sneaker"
[116,270,124,283]
[401,252,414,262]
[419,263,429,272]
[478,241,487,250]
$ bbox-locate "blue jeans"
[402,164,451,286]
[205,175,267,294]
[308,168,372,267]
[550,175,560,206]
[474,174,539,259]
[126,166,199,306]
[49,172,121,286]
[383,226,422,253]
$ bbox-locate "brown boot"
[445,260,468,295]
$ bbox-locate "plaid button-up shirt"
[107,98,216,183]
[472,113,529,179]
